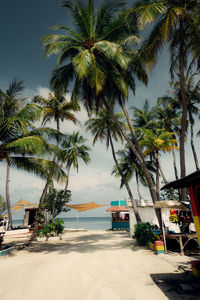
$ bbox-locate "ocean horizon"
[13,216,111,231]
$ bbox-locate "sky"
[0,0,199,219]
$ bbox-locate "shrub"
[134,222,154,246]
[38,219,64,237]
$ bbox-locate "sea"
[13,217,111,231]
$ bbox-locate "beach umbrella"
[66,202,107,228]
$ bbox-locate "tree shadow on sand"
[151,272,200,300]
[24,231,142,255]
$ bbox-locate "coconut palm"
[132,100,157,132]
[59,131,91,193]
[85,109,142,223]
[33,90,79,135]
[140,128,179,201]
[156,97,181,181]
[42,0,159,206]
[134,0,200,200]
[0,81,66,229]
[112,148,155,203]
[171,70,200,170]
[33,89,80,201]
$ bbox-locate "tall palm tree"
[41,0,159,206]
[156,97,181,181]
[0,81,66,229]
[33,89,80,201]
[172,70,200,170]
[33,90,79,135]
[85,109,142,223]
[140,128,179,201]
[134,0,200,200]
[60,131,91,193]
[112,148,155,203]
[132,100,157,132]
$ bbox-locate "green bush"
[38,219,64,237]
[134,222,154,246]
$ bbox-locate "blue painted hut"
[107,200,129,230]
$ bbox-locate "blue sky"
[1,1,199,219]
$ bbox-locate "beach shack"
[24,207,38,227]
[161,170,200,245]
[107,200,129,230]
[162,171,200,276]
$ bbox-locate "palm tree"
[33,89,80,201]
[0,81,66,229]
[172,70,200,170]
[134,0,200,200]
[112,148,155,203]
[41,0,159,206]
[60,131,91,193]
[132,100,157,132]
[140,128,179,201]
[156,97,181,181]
[33,90,79,135]
[85,109,142,223]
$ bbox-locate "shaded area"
[25,231,142,255]
[151,272,200,299]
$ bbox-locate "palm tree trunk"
[158,162,168,185]
[172,149,179,180]
[63,167,70,194]
[172,149,182,201]
[103,99,162,228]
[40,119,60,205]
[158,159,177,200]
[154,151,160,202]
[103,99,158,204]
[120,100,159,202]
[40,181,49,204]
[109,133,142,223]
[135,170,143,202]
[6,158,12,229]
[179,18,188,201]
[190,120,199,170]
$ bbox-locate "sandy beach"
[0,230,198,300]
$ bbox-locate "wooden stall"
[161,170,200,245]
[107,200,129,230]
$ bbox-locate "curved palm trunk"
[158,158,176,200]
[109,133,142,223]
[40,119,60,204]
[190,119,199,170]
[6,158,12,229]
[158,161,168,185]
[172,150,179,180]
[63,167,70,194]
[179,19,188,201]
[135,170,143,202]
[103,99,158,203]
[119,101,159,203]
[154,151,160,202]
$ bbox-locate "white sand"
[0,230,194,300]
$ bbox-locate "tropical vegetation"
[1,0,200,230]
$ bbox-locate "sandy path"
[0,230,193,300]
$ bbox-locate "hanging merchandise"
[169,209,178,223]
